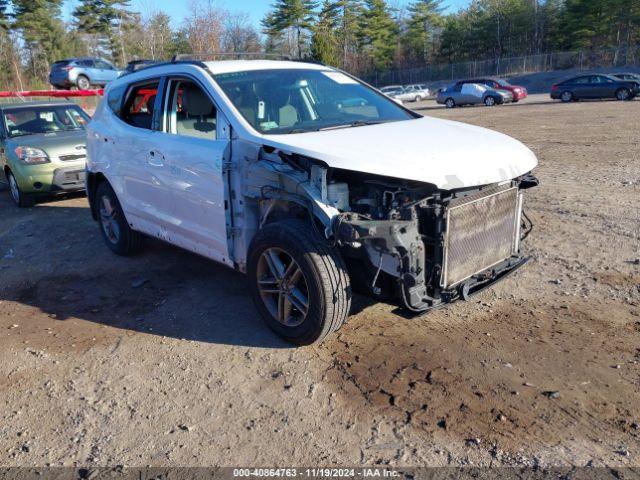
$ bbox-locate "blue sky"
[63,0,472,28]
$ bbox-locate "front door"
[114,79,178,232]
[155,77,231,265]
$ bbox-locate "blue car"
[49,58,122,90]
[551,74,640,102]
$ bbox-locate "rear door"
[95,60,117,83]
[79,59,97,82]
[570,76,591,98]
[154,76,232,265]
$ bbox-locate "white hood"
[262,116,538,189]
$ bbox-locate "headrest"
[183,86,214,116]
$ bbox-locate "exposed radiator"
[442,186,522,289]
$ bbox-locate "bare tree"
[222,12,261,53]
[184,0,226,56]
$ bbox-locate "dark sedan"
[551,74,639,102]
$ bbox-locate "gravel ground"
[0,94,638,468]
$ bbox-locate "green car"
[0,101,90,207]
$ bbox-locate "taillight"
[61,66,74,71]
[551,85,558,91]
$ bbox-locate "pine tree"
[311,0,340,65]
[358,0,398,70]
[12,0,71,80]
[73,0,134,65]
[0,0,11,31]
[403,0,443,66]
[334,0,363,70]
[262,0,318,58]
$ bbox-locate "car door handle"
[148,150,164,167]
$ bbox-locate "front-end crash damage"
[235,143,538,314]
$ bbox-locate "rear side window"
[122,81,159,130]
[107,84,127,117]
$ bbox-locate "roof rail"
[171,52,293,62]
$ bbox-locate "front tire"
[7,171,34,208]
[484,96,497,106]
[247,219,351,345]
[445,98,456,109]
[616,88,631,101]
[95,181,144,256]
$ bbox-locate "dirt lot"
[0,94,638,468]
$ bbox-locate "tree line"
[0,0,261,89]
[264,0,640,72]
[0,0,638,90]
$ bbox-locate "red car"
[465,77,528,102]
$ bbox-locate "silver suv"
[49,58,121,90]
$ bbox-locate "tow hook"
[459,281,472,301]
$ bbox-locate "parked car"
[86,59,538,345]
[49,58,122,90]
[437,82,513,108]
[611,72,640,84]
[380,85,403,95]
[0,101,90,207]
[122,59,163,76]
[550,74,640,102]
[464,77,528,102]
[403,85,430,102]
[381,85,429,103]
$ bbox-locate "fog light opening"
[33,182,43,190]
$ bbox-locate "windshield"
[496,79,512,87]
[3,105,90,138]
[213,69,415,135]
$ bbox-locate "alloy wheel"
[485,96,496,106]
[99,195,121,244]
[77,76,90,90]
[617,89,630,101]
[256,247,310,327]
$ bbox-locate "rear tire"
[95,181,144,256]
[247,219,351,345]
[7,171,34,208]
[560,91,573,103]
[616,88,631,101]
[77,75,91,90]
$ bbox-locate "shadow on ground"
[0,197,375,349]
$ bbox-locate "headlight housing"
[14,146,50,165]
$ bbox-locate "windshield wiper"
[319,120,389,131]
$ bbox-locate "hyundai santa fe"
[86,59,539,345]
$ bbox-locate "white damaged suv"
[86,59,539,345]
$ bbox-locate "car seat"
[177,86,216,139]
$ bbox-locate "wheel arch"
[86,171,109,221]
